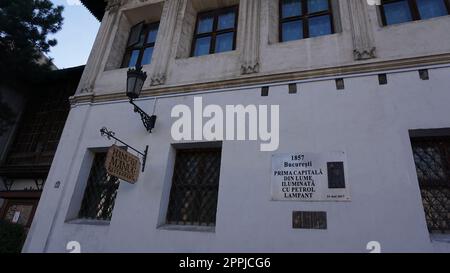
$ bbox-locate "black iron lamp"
[126,66,157,133]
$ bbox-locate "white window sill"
[430,234,450,243]
[158,224,215,233]
[268,32,342,48]
[175,50,238,62]
[66,219,110,226]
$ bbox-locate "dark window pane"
[218,11,235,30]
[166,148,222,226]
[122,52,131,68]
[197,16,214,34]
[78,153,120,221]
[411,137,450,233]
[307,0,329,13]
[136,31,146,47]
[215,32,234,53]
[281,0,302,18]
[193,36,211,56]
[282,20,303,42]
[309,15,332,37]
[416,0,448,20]
[141,47,154,65]
[384,0,413,25]
[327,162,346,189]
[127,22,144,46]
[128,50,140,67]
[146,27,158,44]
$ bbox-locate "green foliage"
[0,0,64,87]
[0,92,15,137]
[0,0,64,134]
[0,220,27,253]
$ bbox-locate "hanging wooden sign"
[105,145,140,184]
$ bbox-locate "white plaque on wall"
[271,152,351,202]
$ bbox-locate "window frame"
[165,147,222,227]
[121,21,160,68]
[410,136,450,234]
[380,0,450,26]
[3,82,73,166]
[78,152,120,221]
[190,6,239,57]
[278,0,335,42]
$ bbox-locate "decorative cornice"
[105,0,122,13]
[239,0,261,75]
[70,53,450,105]
[354,47,377,60]
[150,73,166,86]
[149,0,182,86]
[241,62,260,75]
[69,92,95,106]
[348,0,377,61]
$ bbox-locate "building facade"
[23,0,450,252]
[0,66,83,238]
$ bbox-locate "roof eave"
[80,0,107,21]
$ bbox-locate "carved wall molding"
[150,0,183,86]
[70,53,450,106]
[348,0,377,60]
[239,0,261,75]
[76,3,122,94]
[106,0,123,13]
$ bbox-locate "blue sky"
[48,0,100,69]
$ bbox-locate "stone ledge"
[70,53,450,105]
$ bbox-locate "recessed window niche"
[175,0,240,59]
[105,2,164,71]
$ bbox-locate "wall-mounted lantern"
[126,65,157,133]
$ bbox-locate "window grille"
[166,148,222,227]
[78,152,120,221]
[5,86,72,166]
[411,137,450,234]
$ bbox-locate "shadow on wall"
[0,220,27,253]
[0,92,15,137]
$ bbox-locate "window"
[411,137,450,234]
[279,0,334,42]
[121,22,159,68]
[381,0,450,26]
[166,148,222,227]
[3,72,75,166]
[191,6,238,57]
[78,152,120,221]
